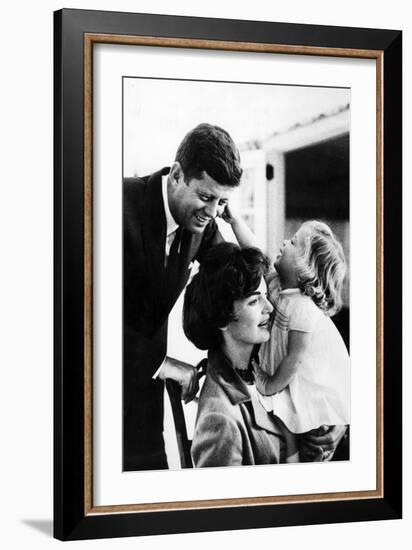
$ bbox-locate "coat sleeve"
[191,411,243,467]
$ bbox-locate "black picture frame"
[54,8,402,541]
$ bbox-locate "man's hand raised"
[158,357,199,403]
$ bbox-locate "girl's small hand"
[219,204,239,225]
[220,205,258,248]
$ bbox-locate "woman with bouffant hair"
[183,242,282,467]
[183,242,271,350]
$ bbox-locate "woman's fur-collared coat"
[191,350,282,467]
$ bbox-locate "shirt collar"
[279,288,301,295]
[162,174,179,237]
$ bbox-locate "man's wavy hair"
[183,242,270,350]
[296,220,346,317]
[175,123,242,187]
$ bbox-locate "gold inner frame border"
[83,33,384,515]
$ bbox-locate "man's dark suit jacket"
[123,167,222,470]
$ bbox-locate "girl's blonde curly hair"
[295,220,346,317]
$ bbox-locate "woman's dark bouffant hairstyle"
[183,242,270,350]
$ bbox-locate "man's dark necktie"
[164,227,182,303]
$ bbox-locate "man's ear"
[169,162,184,186]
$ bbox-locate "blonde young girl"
[252,220,350,462]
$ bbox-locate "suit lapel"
[141,169,168,292]
[140,168,190,321]
[141,167,208,278]
[139,168,207,325]
[179,229,202,269]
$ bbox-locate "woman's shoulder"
[197,370,231,410]
[196,375,244,437]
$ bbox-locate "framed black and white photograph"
[120,77,351,474]
[54,8,402,541]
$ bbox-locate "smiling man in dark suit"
[123,123,243,471]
